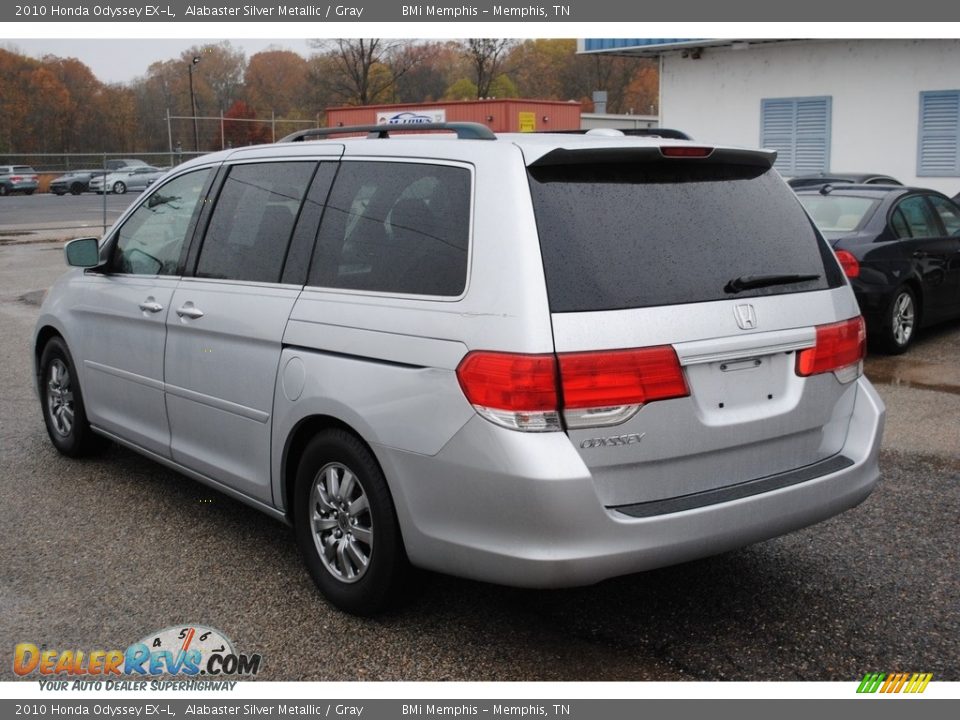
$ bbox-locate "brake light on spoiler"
[456,346,689,432]
[659,146,713,158]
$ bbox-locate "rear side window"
[196,162,315,283]
[309,161,470,297]
[895,196,940,239]
[528,163,844,313]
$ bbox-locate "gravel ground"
[1,241,958,681]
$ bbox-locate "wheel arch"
[34,325,65,389]
[280,414,382,523]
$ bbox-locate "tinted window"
[528,163,843,313]
[110,168,211,275]
[196,162,315,283]
[928,196,960,236]
[891,209,911,239]
[309,161,470,296]
[896,196,940,239]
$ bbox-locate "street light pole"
[188,56,201,152]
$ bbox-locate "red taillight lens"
[796,317,866,379]
[835,249,860,278]
[558,346,689,409]
[456,346,689,431]
[660,146,713,157]
[456,352,558,411]
[10,175,22,182]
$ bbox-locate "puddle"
[865,356,960,396]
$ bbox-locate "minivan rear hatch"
[525,145,860,511]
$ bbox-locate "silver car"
[34,124,884,615]
[89,166,164,194]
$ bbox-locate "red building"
[326,99,582,133]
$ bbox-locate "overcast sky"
[2,38,315,84]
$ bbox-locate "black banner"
[5,0,960,22]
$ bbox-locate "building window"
[918,91,960,177]
[761,97,832,176]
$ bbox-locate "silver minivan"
[34,124,884,614]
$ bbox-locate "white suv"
[34,123,884,614]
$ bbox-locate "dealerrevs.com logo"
[13,625,261,686]
[857,672,933,694]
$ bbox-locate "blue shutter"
[918,91,960,177]
[761,97,831,176]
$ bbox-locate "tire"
[293,429,410,616]
[53,189,67,196]
[879,286,918,355]
[70,183,84,195]
[39,337,104,457]
[112,181,126,194]
[0,184,8,196]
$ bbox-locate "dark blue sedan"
[798,184,960,353]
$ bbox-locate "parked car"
[0,165,39,195]
[34,123,884,615]
[788,172,902,190]
[49,170,105,196]
[88,166,164,194]
[797,184,960,353]
[105,158,149,171]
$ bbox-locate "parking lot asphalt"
[0,239,958,682]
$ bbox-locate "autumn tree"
[460,39,514,99]
[245,49,310,118]
[393,41,463,103]
[310,39,414,106]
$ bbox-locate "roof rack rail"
[278,122,496,143]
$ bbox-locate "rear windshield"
[528,163,844,313]
[12,166,34,173]
[798,195,879,233]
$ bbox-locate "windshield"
[798,195,879,233]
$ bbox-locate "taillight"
[660,146,713,158]
[835,250,860,278]
[456,346,689,432]
[10,175,22,182]
[456,352,560,432]
[796,316,865,384]
[559,347,689,428]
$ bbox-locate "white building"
[578,39,960,195]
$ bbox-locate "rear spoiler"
[528,146,777,169]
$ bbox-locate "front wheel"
[112,181,126,194]
[39,337,104,457]
[879,286,918,354]
[294,429,410,615]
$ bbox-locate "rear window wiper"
[724,273,821,294]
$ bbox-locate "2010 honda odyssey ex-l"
[34,123,884,614]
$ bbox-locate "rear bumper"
[377,377,884,588]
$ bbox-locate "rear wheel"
[0,184,8,196]
[70,183,84,195]
[294,429,410,615]
[39,337,104,457]
[879,286,917,354]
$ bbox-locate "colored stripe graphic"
[857,672,932,693]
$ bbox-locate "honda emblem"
[734,304,757,330]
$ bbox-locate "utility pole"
[188,56,201,152]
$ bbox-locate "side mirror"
[64,237,101,268]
